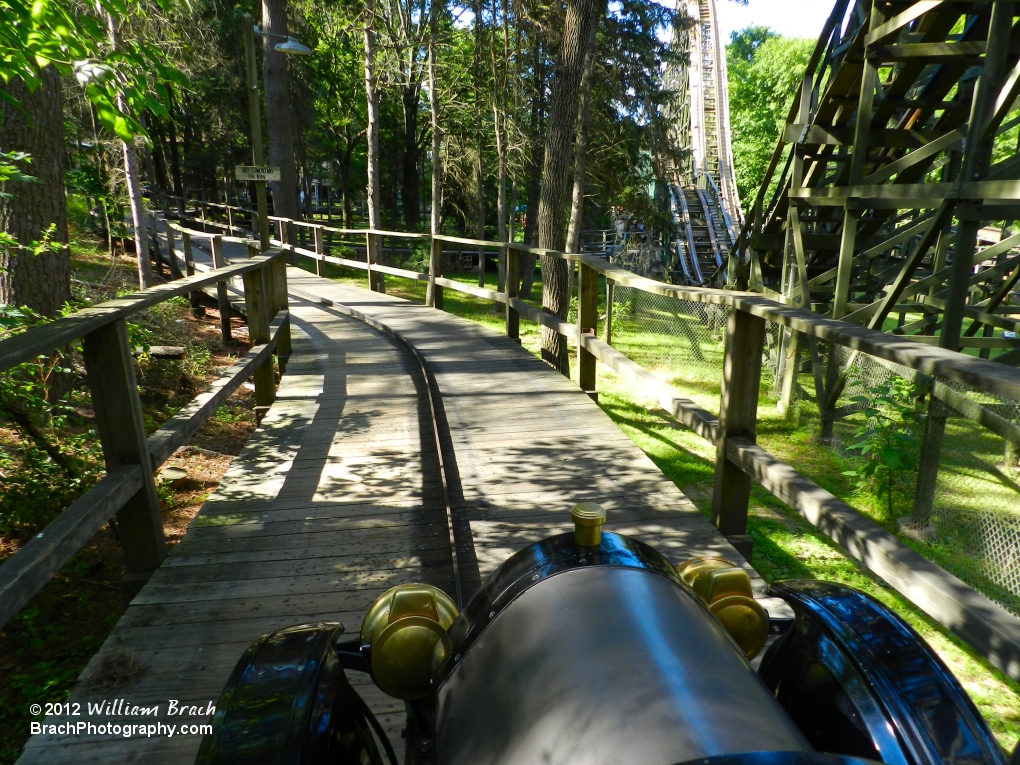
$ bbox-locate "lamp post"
[241,13,311,250]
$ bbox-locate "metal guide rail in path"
[14,267,754,764]
[154,203,1020,684]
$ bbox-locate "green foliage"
[726,27,813,205]
[841,377,926,521]
[0,305,104,537]
[1,0,187,139]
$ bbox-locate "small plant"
[842,376,926,522]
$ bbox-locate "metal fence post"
[578,259,598,399]
[82,319,167,588]
[711,306,767,560]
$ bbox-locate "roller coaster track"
[729,0,1020,368]
[662,0,742,286]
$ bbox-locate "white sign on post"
[235,166,281,182]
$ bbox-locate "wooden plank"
[0,467,142,629]
[711,309,766,555]
[146,313,286,466]
[725,436,1020,681]
[0,253,282,374]
[82,319,167,577]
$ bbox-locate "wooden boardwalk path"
[17,267,751,764]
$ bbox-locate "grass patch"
[334,265,1020,750]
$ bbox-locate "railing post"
[226,206,234,236]
[314,225,324,277]
[165,226,182,280]
[243,261,276,409]
[429,236,444,309]
[578,259,598,400]
[82,319,167,588]
[211,235,233,342]
[200,203,207,232]
[505,244,519,341]
[367,232,385,293]
[181,231,204,317]
[279,219,293,263]
[604,279,615,345]
[269,252,292,368]
[711,306,766,561]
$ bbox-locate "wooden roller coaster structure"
[662,0,743,287]
[725,0,1020,522]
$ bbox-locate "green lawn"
[304,261,1020,750]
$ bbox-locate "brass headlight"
[360,584,459,700]
[677,557,769,659]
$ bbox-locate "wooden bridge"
[4,207,1020,762]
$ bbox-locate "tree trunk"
[474,0,486,287]
[402,82,421,230]
[263,0,299,228]
[0,68,70,316]
[148,113,171,192]
[165,92,185,198]
[364,0,384,290]
[565,27,598,255]
[520,37,546,299]
[491,0,509,292]
[538,0,601,375]
[427,0,443,306]
[107,12,153,290]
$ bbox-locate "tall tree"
[263,0,300,224]
[564,20,597,255]
[106,10,153,289]
[364,0,384,289]
[537,0,602,375]
[0,68,70,316]
[427,0,443,304]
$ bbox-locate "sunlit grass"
[306,258,1020,749]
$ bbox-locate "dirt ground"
[0,293,261,763]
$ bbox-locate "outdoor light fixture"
[251,25,313,55]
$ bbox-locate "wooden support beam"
[313,225,324,277]
[82,319,167,581]
[429,237,444,309]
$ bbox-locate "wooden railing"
[0,247,290,629]
[272,217,1020,680]
[157,196,1020,678]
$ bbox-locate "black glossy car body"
[196,530,1007,765]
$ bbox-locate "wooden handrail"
[0,246,290,630]
[0,253,280,374]
[260,211,1020,679]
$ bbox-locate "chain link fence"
[609,286,781,397]
[604,281,1020,618]
[796,343,1020,617]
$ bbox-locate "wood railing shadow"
[159,193,1020,681]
